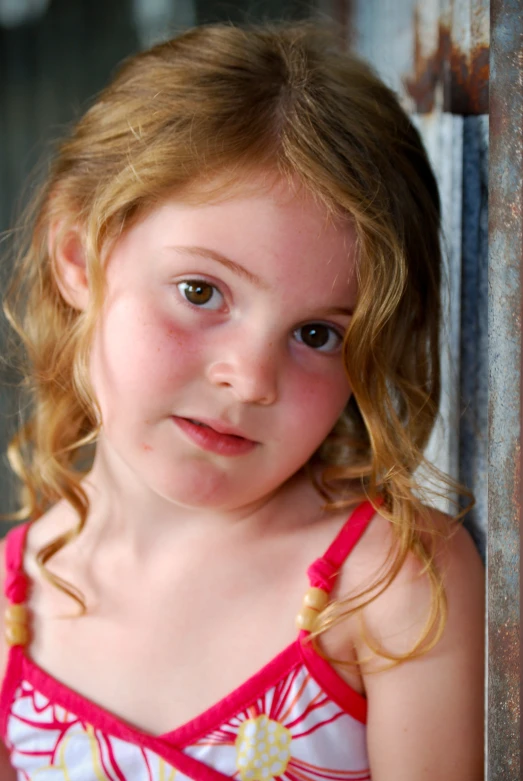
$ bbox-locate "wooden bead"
[5,604,28,625]
[303,587,329,611]
[5,622,29,647]
[295,606,319,632]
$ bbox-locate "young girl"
[0,22,484,781]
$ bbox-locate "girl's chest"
[21,509,368,738]
[26,552,363,737]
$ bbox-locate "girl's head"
[59,176,359,511]
[6,22,442,520]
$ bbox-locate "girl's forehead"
[104,172,358,297]
[100,168,357,284]
[147,180,355,262]
[161,168,350,226]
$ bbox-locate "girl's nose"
[205,335,279,406]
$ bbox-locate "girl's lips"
[172,416,257,456]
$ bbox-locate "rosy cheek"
[156,316,206,364]
[131,313,212,397]
[299,362,350,403]
[287,371,351,432]
[92,302,200,391]
[163,323,199,353]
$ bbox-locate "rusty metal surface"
[488,0,522,778]
[347,0,489,115]
[405,0,489,114]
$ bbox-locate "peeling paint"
[405,11,489,114]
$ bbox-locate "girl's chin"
[147,466,263,512]
[147,461,300,516]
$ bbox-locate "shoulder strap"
[307,500,380,593]
[3,523,31,604]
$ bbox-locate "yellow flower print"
[184,666,371,780]
[235,714,292,781]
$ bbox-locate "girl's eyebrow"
[167,245,270,290]
[321,305,354,318]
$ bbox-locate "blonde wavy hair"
[3,22,467,664]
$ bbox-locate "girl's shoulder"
[335,503,481,584]
[23,501,77,559]
[331,507,485,780]
[0,520,33,684]
[338,506,484,655]
[0,562,16,778]
[0,523,27,685]
[0,502,78,678]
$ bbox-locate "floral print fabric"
[6,664,370,780]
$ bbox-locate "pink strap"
[307,500,380,593]
[4,523,31,604]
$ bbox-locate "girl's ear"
[49,222,90,311]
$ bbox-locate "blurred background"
[0,0,489,553]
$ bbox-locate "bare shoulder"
[24,500,77,555]
[339,506,483,593]
[339,508,485,780]
[0,498,80,643]
[361,509,483,650]
[21,500,80,588]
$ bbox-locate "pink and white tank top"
[1,502,376,780]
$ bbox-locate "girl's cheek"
[133,314,208,386]
[97,303,200,383]
[287,367,351,425]
[156,315,208,364]
[294,357,351,403]
[162,322,201,355]
[131,296,199,354]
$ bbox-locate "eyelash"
[176,278,344,354]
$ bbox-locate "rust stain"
[405,12,489,115]
[488,620,521,767]
[448,42,489,115]
[513,441,521,524]
[488,1,522,774]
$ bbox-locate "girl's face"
[89,177,358,512]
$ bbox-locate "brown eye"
[177,280,223,309]
[294,323,342,353]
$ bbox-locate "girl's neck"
[81,445,326,559]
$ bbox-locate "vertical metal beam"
[488,1,521,778]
